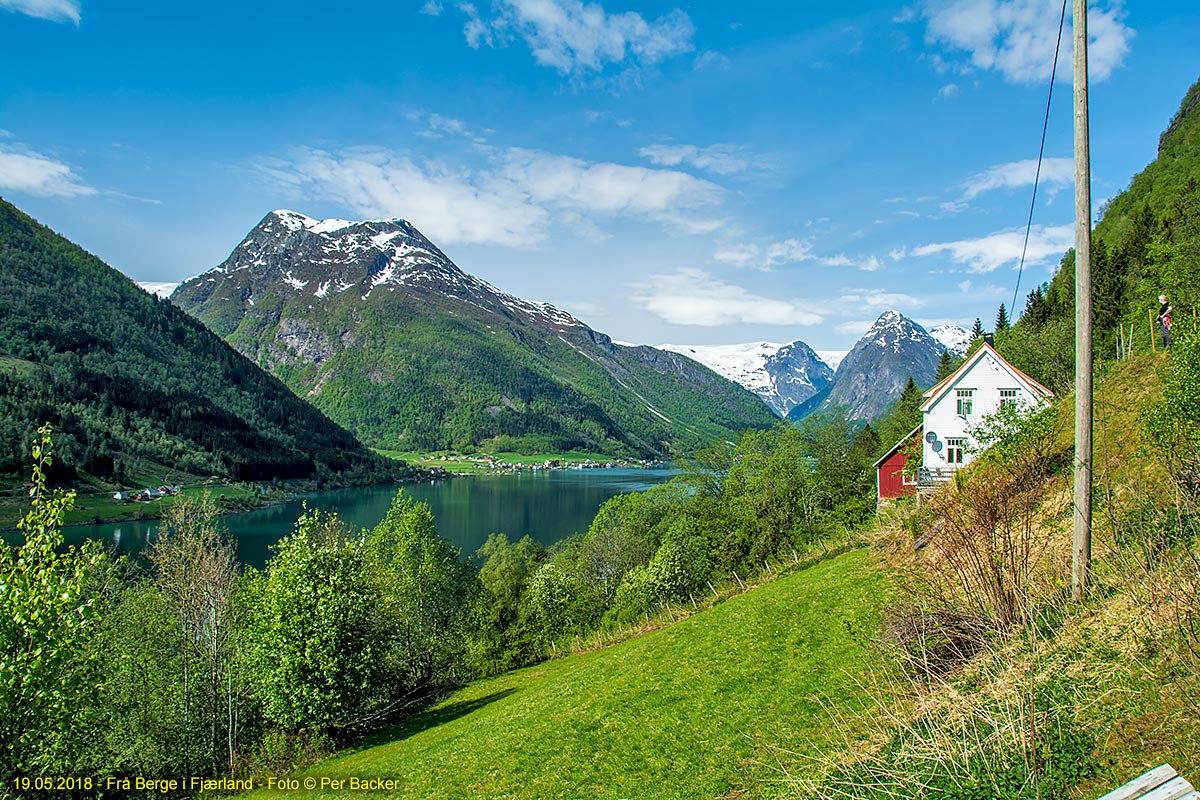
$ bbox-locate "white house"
[917,341,1053,484]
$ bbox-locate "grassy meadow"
[245,548,888,800]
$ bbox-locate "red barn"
[874,424,921,503]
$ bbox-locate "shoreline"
[1,469,445,533]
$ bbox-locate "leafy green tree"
[369,492,476,689]
[98,581,193,781]
[245,510,387,731]
[149,496,244,777]
[0,425,108,780]
[472,533,545,672]
[1146,319,1200,502]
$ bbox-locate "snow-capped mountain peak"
[930,323,972,355]
[860,310,939,354]
[659,339,834,416]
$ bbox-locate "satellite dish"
[925,431,937,443]
[932,441,943,453]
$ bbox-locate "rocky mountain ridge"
[173,211,778,457]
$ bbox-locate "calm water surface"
[60,468,676,569]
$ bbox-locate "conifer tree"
[935,350,956,381]
[970,317,985,342]
[995,303,1010,332]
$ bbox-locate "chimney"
[983,334,995,347]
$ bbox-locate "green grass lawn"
[245,548,889,800]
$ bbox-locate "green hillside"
[245,548,888,800]
[0,198,400,487]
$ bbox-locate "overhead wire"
[1012,0,1071,319]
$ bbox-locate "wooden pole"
[1072,0,1093,601]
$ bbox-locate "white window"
[956,389,974,417]
[999,388,1020,409]
[946,438,966,464]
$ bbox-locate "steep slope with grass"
[245,548,889,800]
[794,346,1200,799]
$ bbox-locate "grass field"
[245,548,888,800]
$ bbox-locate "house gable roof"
[920,342,1053,413]
[872,423,924,469]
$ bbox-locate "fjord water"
[63,468,676,569]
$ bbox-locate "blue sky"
[2,0,1197,350]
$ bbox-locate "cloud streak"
[634,268,824,327]
[912,223,1073,273]
[0,0,79,24]
[639,143,749,175]
[961,157,1074,199]
[258,144,724,248]
[0,146,96,197]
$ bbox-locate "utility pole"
[1072,0,1093,601]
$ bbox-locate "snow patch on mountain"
[659,342,785,395]
[659,339,835,416]
[930,324,972,355]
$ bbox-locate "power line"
[1012,0,1070,317]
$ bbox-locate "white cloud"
[937,82,960,99]
[958,279,973,292]
[0,0,79,23]
[713,238,813,270]
[918,0,1132,83]
[835,319,876,336]
[821,254,882,271]
[634,268,823,327]
[840,289,923,311]
[694,50,731,71]
[460,2,493,48]
[420,0,443,15]
[458,0,695,74]
[639,143,749,175]
[0,146,96,197]
[961,156,1073,199]
[912,223,1073,273]
[258,144,723,248]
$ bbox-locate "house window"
[999,388,1020,409]
[956,389,974,417]
[946,438,966,464]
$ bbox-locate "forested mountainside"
[996,74,1200,390]
[173,211,777,457]
[0,198,399,485]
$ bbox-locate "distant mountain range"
[172,211,777,457]
[667,316,969,421]
[0,198,398,485]
[659,340,835,416]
